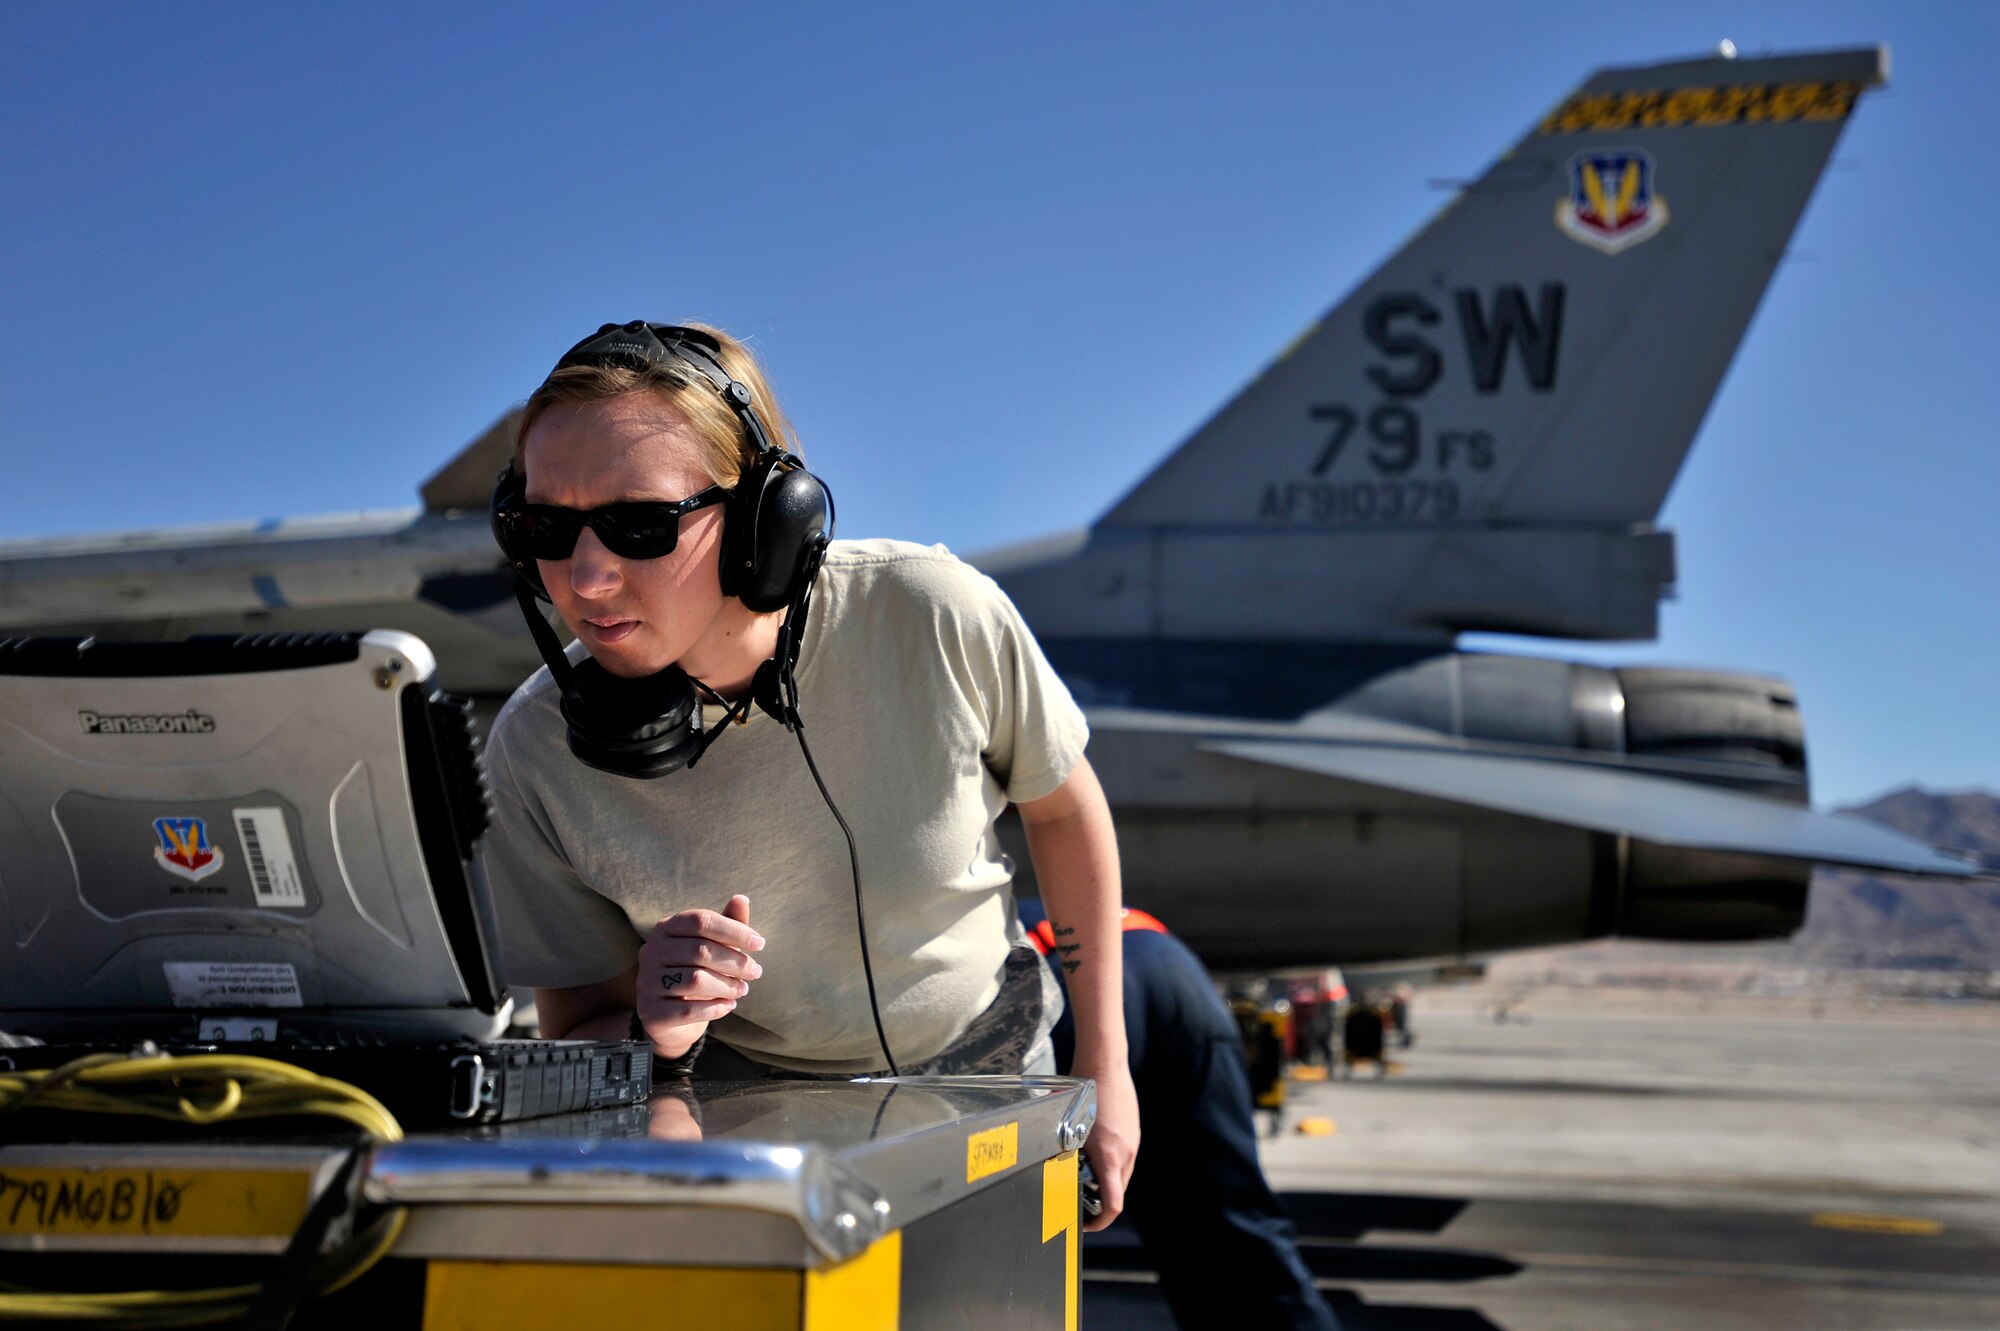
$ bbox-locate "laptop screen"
[0,630,504,1043]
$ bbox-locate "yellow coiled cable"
[0,1050,408,1326]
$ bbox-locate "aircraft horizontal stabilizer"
[1204,739,1983,879]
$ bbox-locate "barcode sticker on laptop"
[231,807,305,908]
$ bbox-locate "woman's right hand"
[635,894,765,1058]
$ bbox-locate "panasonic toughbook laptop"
[0,630,649,1123]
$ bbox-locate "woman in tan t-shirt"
[482,320,1137,1230]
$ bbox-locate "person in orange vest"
[1020,899,1340,1331]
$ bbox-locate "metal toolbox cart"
[1,1074,1096,1330]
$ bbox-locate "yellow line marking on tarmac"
[1087,1257,2000,1299]
[1811,1211,1945,1235]
[1495,1248,2000,1296]
[1280,1243,2000,1296]
[1263,1160,1996,1201]
[1328,1262,2000,1298]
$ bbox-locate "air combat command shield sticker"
[1555,148,1669,254]
[154,816,224,882]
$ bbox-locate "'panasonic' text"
[78,710,216,735]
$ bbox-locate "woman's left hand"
[1072,1053,1139,1231]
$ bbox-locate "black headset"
[489,321,835,779]
[492,321,832,614]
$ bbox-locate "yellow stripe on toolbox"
[965,1121,1019,1183]
[0,1164,311,1241]
[805,1231,901,1331]
[1042,1151,1079,1331]
[423,1238,905,1331]
[424,1262,804,1330]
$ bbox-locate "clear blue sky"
[4,2,1994,808]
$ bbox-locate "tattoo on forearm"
[1052,925,1082,976]
[662,970,687,991]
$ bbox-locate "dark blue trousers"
[1025,906,1341,1331]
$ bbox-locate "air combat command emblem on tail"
[1555,149,1668,254]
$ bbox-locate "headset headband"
[552,321,776,459]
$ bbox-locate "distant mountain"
[1796,788,2000,968]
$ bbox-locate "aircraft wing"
[1204,738,1985,879]
[0,411,542,696]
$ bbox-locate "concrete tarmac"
[1083,988,2000,1330]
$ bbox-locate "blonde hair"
[514,322,799,487]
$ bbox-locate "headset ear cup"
[489,466,550,599]
[558,659,704,778]
[718,454,775,603]
[738,464,832,613]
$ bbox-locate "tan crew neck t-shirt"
[476,539,1090,1074]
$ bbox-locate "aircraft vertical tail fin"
[420,409,522,513]
[1080,46,1883,641]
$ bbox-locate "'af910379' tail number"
[1261,479,1460,523]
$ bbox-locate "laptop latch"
[199,1016,279,1042]
[448,1052,496,1120]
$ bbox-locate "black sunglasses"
[501,485,730,561]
